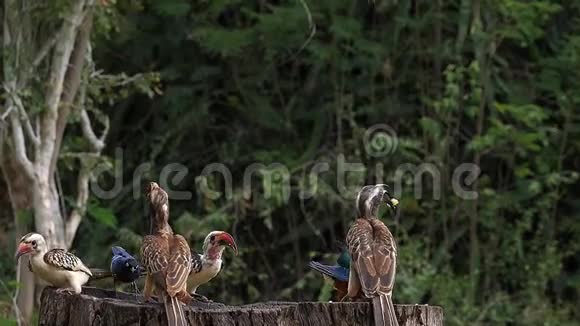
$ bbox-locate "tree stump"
[39,287,443,326]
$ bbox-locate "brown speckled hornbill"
[346,184,400,326]
[141,182,192,326]
[187,231,238,301]
[15,233,93,295]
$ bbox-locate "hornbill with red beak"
[346,184,400,326]
[15,233,92,295]
[188,231,238,301]
[141,182,192,326]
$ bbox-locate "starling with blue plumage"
[308,249,352,301]
[110,246,143,293]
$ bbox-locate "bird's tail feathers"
[89,268,113,280]
[163,293,187,326]
[372,295,398,326]
[308,261,349,282]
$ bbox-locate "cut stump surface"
[39,287,443,326]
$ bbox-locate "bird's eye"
[210,235,215,242]
[31,240,37,247]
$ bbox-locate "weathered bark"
[39,287,443,326]
[0,147,35,325]
[50,12,94,180]
[2,1,99,324]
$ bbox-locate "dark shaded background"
[2,1,579,325]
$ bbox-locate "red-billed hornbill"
[188,231,238,301]
[141,182,192,326]
[15,233,92,295]
[346,184,400,326]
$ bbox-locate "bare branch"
[99,114,110,144]
[3,84,40,146]
[13,99,39,148]
[79,108,105,152]
[65,164,90,247]
[0,106,15,121]
[8,105,35,180]
[38,0,87,180]
[60,152,102,160]
[279,0,316,64]
[66,103,109,247]
[19,105,40,147]
[32,28,62,68]
[297,0,316,52]
[16,25,65,88]
[49,10,94,177]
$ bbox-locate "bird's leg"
[132,282,141,295]
[176,290,192,304]
[142,275,157,303]
[190,292,212,302]
[113,279,118,299]
[56,288,75,295]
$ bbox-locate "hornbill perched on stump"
[141,182,192,326]
[188,231,238,301]
[15,233,93,295]
[346,184,400,326]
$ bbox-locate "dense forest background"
[1,0,580,325]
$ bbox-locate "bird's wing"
[111,246,131,258]
[369,218,397,295]
[189,250,203,275]
[347,218,394,297]
[308,261,349,282]
[44,249,92,276]
[165,234,191,296]
[141,235,169,288]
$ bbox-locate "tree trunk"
[0,146,35,325]
[39,287,443,326]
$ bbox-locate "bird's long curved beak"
[217,232,238,256]
[377,184,399,213]
[145,182,158,199]
[15,242,32,260]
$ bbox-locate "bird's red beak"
[217,232,238,255]
[15,242,32,260]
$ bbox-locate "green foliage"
[87,201,118,229]
[2,0,580,325]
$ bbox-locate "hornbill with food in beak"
[346,184,400,326]
[308,248,352,301]
[141,182,192,326]
[188,231,238,301]
[15,233,93,295]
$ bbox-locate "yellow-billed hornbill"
[141,182,192,326]
[187,231,237,301]
[15,233,92,294]
[346,184,400,326]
